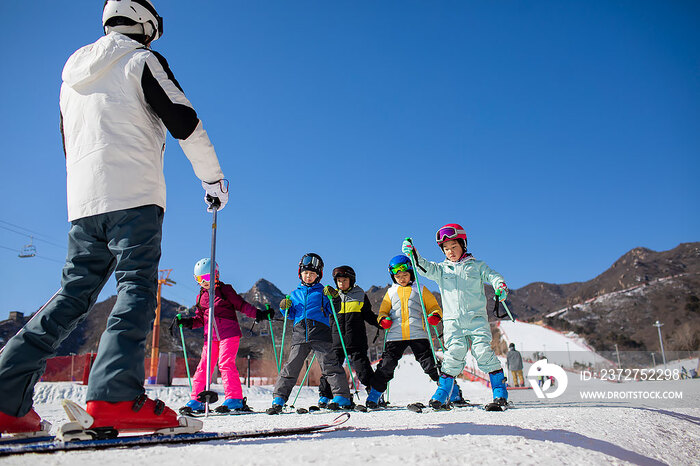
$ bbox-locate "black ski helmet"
[332,265,356,289]
[298,253,323,285]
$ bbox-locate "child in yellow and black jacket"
[365,255,442,408]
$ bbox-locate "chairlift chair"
[18,237,36,258]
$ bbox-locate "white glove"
[402,239,416,257]
[202,179,229,212]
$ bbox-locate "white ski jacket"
[59,33,224,221]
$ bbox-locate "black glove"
[170,314,194,334]
[255,307,275,323]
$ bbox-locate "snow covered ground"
[4,356,699,465]
[497,320,611,368]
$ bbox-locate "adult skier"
[0,0,227,436]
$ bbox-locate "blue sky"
[0,1,698,320]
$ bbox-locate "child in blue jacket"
[267,253,351,414]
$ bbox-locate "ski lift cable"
[0,222,66,250]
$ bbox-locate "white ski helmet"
[102,0,163,44]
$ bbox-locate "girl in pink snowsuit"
[181,259,263,413]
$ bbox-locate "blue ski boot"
[266,396,286,415]
[327,395,353,411]
[449,380,469,406]
[318,396,331,409]
[365,388,383,409]
[179,399,205,415]
[216,397,252,413]
[489,370,508,408]
[429,374,455,409]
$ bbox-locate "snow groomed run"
[0,356,697,465]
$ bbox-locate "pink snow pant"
[191,336,242,400]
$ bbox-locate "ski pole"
[278,296,290,370]
[199,205,219,416]
[176,314,193,392]
[0,287,62,356]
[265,304,281,373]
[494,289,515,322]
[326,293,359,397]
[290,354,316,408]
[405,238,439,366]
[382,329,391,403]
[433,326,446,353]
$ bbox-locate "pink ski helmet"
[435,223,467,253]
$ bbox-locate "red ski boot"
[58,396,202,440]
[0,408,52,438]
[87,395,180,431]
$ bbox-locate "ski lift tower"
[18,237,37,258]
[147,269,175,384]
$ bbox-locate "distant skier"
[175,259,273,414]
[403,224,510,409]
[317,266,382,407]
[365,255,450,409]
[507,343,525,387]
[267,254,352,414]
[0,0,228,436]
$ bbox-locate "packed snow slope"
[497,320,609,367]
[5,356,699,466]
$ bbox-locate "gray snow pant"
[0,205,163,417]
[273,340,350,402]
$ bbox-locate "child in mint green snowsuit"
[402,223,509,408]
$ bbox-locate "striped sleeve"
[142,51,224,183]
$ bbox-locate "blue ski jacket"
[283,283,338,344]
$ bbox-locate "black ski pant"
[272,340,350,402]
[370,339,439,393]
[318,347,374,399]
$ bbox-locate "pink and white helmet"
[435,223,468,252]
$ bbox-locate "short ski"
[484,401,513,411]
[0,413,350,456]
[406,401,486,413]
[179,410,258,418]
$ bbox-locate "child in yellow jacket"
[365,255,442,408]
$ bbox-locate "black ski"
[484,401,513,411]
[0,413,350,456]
[295,404,367,414]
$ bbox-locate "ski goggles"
[436,226,466,244]
[390,262,412,275]
[195,273,212,285]
[300,255,322,269]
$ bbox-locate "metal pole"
[651,352,656,369]
[566,342,572,368]
[247,354,251,388]
[203,207,219,416]
[653,321,667,369]
[614,344,622,368]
